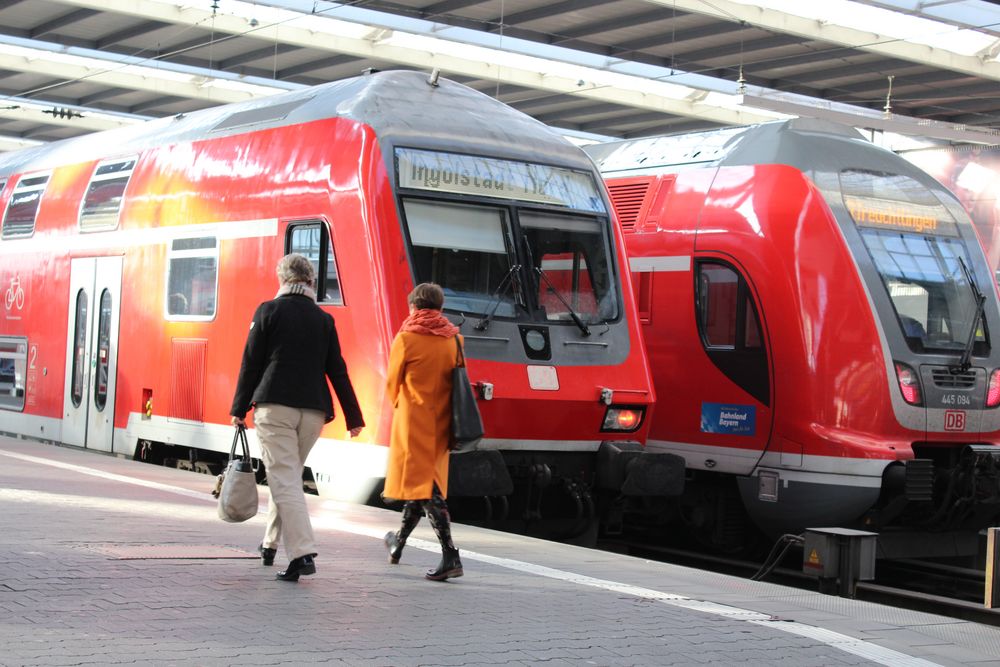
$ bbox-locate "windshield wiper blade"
[474,264,522,332]
[954,256,986,373]
[534,266,591,336]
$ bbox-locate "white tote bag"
[213,426,259,523]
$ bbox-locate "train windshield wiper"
[534,266,591,336]
[474,263,522,332]
[954,256,986,373]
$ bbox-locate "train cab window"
[2,173,49,239]
[166,237,217,320]
[520,211,618,323]
[696,260,769,405]
[286,221,343,305]
[79,156,136,232]
[842,169,987,355]
[0,336,27,412]
[402,198,517,317]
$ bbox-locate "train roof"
[584,118,897,178]
[0,70,588,178]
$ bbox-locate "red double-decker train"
[0,70,675,538]
[589,119,1000,558]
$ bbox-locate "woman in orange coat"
[383,283,463,581]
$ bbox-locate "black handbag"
[451,337,484,452]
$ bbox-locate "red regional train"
[587,119,1000,558]
[0,70,677,537]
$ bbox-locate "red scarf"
[400,309,459,337]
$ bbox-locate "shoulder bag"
[451,337,484,453]
[213,425,259,522]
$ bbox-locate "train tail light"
[894,362,922,406]
[601,406,645,432]
[987,369,1000,408]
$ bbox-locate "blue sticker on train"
[700,403,756,436]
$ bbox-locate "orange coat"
[383,332,461,500]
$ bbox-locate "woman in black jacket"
[231,253,364,581]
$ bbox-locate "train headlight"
[894,361,922,406]
[601,406,645,432]
[987,369,1000,408]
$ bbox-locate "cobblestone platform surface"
[1,434,999,667]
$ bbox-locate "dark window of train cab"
[401,199,516,318]
[79,156,137,232]
[0,336,27,411]
[166,237,218,320]
[696,261,769,405]
[286,222,343,305]
[2,173,49,239]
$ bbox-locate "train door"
[694,258,774,473]
[62,256,122,452]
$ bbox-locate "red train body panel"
[0,72,669,537]
[589,120,1000,557]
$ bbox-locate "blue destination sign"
[396,148,604,212]
[700,402,756,436]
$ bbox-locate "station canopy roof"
[1,0,999,153]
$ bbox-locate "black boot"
[276,554,316,582]
[385,502,423,564]
[425,494,463,581]
[426,547,463,581]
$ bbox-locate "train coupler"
[596,441,685,496]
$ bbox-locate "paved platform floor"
[1,434,999,666]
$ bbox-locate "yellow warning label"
[808,549,820,565]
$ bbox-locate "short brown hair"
[408,282,445,310]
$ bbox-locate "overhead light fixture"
[739,92,1000,145]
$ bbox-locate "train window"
[698,264,738,347]
[520,211,619,323]
[79,156,137,232]
[94,289,112,411]
[0,336,27,412]
[2,173,49,239]
[286,221,343,305]
[166,237,218,320]
[695,260,770,405]
[402,199,517,317]
[862,229,987,354]
[71,291,88,408]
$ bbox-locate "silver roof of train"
[0,70,590,178]
[585,118,886,177]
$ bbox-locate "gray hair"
[276,253,316,286]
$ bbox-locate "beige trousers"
[254,403,325,560]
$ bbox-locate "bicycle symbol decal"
[5,275,24,311]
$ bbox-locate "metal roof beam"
[42,0,780,125]
[30,8,100,38]
[96,21,173,49]
[484,0,609,31]
[645,0,1000,82]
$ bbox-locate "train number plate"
[527,365,559,391]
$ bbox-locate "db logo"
[944,410,966,432]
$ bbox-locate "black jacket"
[230,294,364,428]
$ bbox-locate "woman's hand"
[349,426,363,438]
[231,416,246,427]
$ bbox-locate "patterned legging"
[396,483,456,552]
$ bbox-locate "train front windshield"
[396,148,619,325]
[841,169,988,355]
